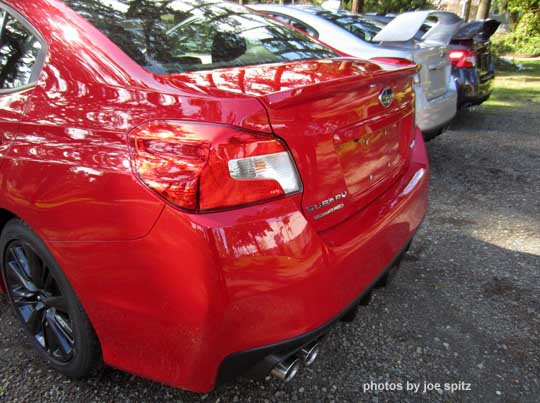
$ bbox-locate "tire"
[0,218,101,378]
[374,264,399,289]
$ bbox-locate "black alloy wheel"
[1,219,101,377]
[4,240,75,363]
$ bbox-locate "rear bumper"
[216,236,414,385]
[48,129,429,393]
[452,66,494,108]
[414,80,457,133]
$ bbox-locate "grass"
[485,59,540,108]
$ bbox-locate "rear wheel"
[0,219,101,377]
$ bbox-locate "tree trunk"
[462,0,471,21]
[476,0,491,20]
[351,0,364,14]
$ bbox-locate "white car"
[250,4,462,138]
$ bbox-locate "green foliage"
[506,0,540,13]
[493,0,539,14]
[492,10,540,57]
[341,0,434,14]
[513,10,540,37]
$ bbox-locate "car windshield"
[315,11,383,43]
[62,0,337,75]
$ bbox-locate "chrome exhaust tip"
[270,357,301,382]
[298,341,321,366]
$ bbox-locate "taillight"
[128,121,302,212]
[448,49,476,68]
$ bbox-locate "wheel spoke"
[12,246,31,277]
[4,241,74,363]
[11,285,36,300]
[43,315,55,352]
[43,296,68,313]
[42,267,54,290]
[45,309,73,359]
[26,306,46,335]
[22,244,46,289]
[6,260,37,293]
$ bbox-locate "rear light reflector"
[129,121,301,212]
[448,50,476,68]
[228,152,301,194]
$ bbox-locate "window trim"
[0,2,48,95]
[267,11,319,39]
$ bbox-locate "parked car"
[448,19,500,107]
[250,4,462,139]
[0,0,429,393]
[364,15,500,108]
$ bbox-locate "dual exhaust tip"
[270,341,321,383]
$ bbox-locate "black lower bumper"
[452,66,494,108]
[422,122,452,141]
[215,237,413,386]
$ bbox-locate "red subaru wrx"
[0,0,428,393]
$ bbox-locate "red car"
[0,0,428,393]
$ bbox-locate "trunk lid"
[452,20,500,78]
[169,59,417,231]
[411,45,452,100]
[263,62,416,231]
[473,40,494,78]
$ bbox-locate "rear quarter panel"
[1,0,270,242]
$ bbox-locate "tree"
[462,0,472,21]
[346,0,434,14]
[476,0,491,19]
[351,0,364,14]
[492,0,540,56]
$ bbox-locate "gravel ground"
[1,72,539,402]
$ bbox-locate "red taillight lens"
[448,50,476,68]
[129,121,301,212]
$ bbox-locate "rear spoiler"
[321,1,341,12]
[452,19,501,40]
[260,58,419,109]
[373,10,462,45]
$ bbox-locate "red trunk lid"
[257,59,416,230]
[169,58,417,230]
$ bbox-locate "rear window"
[315,11,383,43]
[62,0,337,74]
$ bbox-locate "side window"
[289,18,318,38]
[268,13,291,26]
[0,10,42,90]
[266,13,318,39]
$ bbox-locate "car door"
[0,4,45,170]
